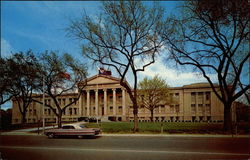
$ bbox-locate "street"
[0,135,250,160]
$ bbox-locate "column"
[203,92,206,121]
[103,89,107,115]
[122,88,126,116]
[95,89,99,116]
[79,94,82,116]
[112,88,116,116]
[86,90,90,116]
[195,92,198,120]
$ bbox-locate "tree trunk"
[57,113,62,128]
[21,112,27,124]
[133,103,139,132]
[150,110,154,122]
[133,112,139,132]
[223,103,232,132]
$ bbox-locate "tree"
[138,75,171,122]
[163,0,250,131]
[67,1,165,132]
[0,58,17,105]
[33,51,87,128]
[0,109,12,130]
[5,51,40,124]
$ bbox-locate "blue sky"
[1,1,219,109]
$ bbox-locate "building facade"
[12,74,224,124]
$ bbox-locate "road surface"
[0,135,250,160]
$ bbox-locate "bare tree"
[138,75,171,122]
[33,51,87,128]
[67,1,165,132]
[163,0,250,131]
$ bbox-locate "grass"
[85,122,227,134]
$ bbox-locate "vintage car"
[44,124,101,138]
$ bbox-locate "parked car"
[44,124,101,139]
[78,117,89,122]
[89,117,101,122]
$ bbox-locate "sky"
[1,1,218,110]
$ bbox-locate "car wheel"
[78,135,83,139]
[48,133,54,139]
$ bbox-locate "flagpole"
[42,76,45,134]
[0,48,2,130]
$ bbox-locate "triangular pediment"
[86,74,120,85]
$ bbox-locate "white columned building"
[11,71,225,124]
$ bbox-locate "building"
[12,73,224,124]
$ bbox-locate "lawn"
[85,122,227,134]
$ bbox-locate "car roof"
[63,124,78,127]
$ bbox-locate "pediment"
[87,75,120,85]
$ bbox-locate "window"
[48,109,51,115]
[191,104,196,113]
[206,104,211,112]
[47,99,51,105]
[58,99,61,105]
[199,116,204,122]
[176,116,180,122]
[170,117,174,122]
[191,92,196,102]
[170,105,174,113]
[74,108,77,115]
[110,106,113,112]
[175,93,180,102]
[198,104,203,112]
[62,125,75,129]
[141,95,144,101]
[161,105,165,113]
[69,108,72,115]
[207,116,211,121]
[192,116,196,122]
[109,96,113,102]
[175,105,180,113]
[34,109,36,115]
[62,99,66,105]
[74,98,78,105]
[205,92,210,101]
[69,98,73,103]
[198,92,203,102]
[118,106,122,113]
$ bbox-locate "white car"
[44,124,101,138]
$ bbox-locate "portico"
[78,74,129,121]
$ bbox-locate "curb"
[101,134,250,138]
[1,132,250,138]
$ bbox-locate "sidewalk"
[1,121,249,138]
[0,122,87,136]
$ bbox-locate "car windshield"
[79,125,86,128]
